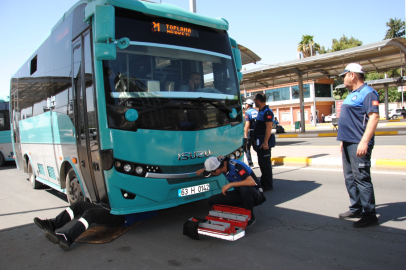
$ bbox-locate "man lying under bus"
[33,202,154,250]
[196,156,266,227]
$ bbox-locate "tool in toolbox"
[184,205,251,241]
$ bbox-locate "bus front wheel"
[28,161,43,189]
[66,168,84,204]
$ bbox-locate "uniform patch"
[266,115,273,119]
[372,100,379,106]
[352,95,357,100]
[239,169,246,176]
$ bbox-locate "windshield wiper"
[196,97,233,114]
[137,101,177,115]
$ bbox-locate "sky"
[0,0,404,99]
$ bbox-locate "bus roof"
[52,0,229,35]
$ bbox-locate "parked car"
[388,108,404,119]
[324,113,336,122]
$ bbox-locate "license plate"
[178,183,210,197]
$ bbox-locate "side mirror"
[94,5,115,43]
[94,5,116,60]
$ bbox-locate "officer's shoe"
[247,218,256,227]
[338,210,362,219]
[262,185,273,191]
[45,230,72,251]
[249,163,254,167]
[34,217,55,232]
[353,216,379,228]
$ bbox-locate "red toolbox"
[189,205,251,241]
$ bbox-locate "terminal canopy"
[241,38,406,90]
[238,43,261,65]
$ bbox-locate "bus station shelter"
[240,38,406,132]
[336,76,406,119]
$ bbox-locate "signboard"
[335,100,344,118]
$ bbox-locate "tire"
[0,152,4,167]
[66,168,84,205]
[28,161,43,189]
[392,115,397,120]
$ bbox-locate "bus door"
[72,35,99,203]
[10,90,23,170]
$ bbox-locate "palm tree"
[297,35,320,58]
[384,18,405,39]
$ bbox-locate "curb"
[270,156,406,170]
[275,130,406,138]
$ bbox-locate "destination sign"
[152,22,198,37]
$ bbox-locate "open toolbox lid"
[189,205,252,241]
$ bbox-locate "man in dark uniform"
[253,92,275,190]
[196,156,266,227]
[337,63,380,228]
[244,99,258,167]
[33,201,144,250]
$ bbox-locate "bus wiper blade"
[137,102,177,115]
[196,97,233,114]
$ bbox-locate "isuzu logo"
[178,150,211,161]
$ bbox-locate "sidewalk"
[247,145,406,171]
[275,119,406,138]
[246,120,406,171]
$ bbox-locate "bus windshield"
[103,9,242,132]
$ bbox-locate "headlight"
[135,166,144,175]
[235,150,241,158]
[115,161,122,168]
[229,153,236,159]
[123,164,132,173]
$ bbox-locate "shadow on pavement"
[376,202,406,224]
[0,161,16,170]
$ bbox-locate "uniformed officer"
[337,63,380,228]
[244,99,258,167]
[196,156,266,227]
[252,92,275,190]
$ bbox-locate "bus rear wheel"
[66,168,84,204]
[28,161,43,189]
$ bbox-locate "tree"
[384,18,405,39]
[330,35,363,52]
[297,35,320,58]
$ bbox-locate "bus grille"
[160,163,204,174]
[166,175,206,185]
[38,164,45,175]
[160,163,205,185]
[47,166,56,180]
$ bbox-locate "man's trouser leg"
[57,202,124,242]
[245,131,254,165]
[342,142,376,217]
[257,148,273,188]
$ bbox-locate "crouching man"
[196,156,266,227]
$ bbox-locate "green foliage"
[297,35,321,58]
[319,35,362,54]
[331,35,363,52]
[384,18,405,39]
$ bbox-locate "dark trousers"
[245,131,254,164]
[257,147,273,188]
[342,142,376,217]
[208,186,260,218]
[53,202,124,242]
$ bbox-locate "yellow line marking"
[375,131,398,136]
[278,134,299,138]
[386,123,406,126]
[375,159,406,168]
[318,133,337,137]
